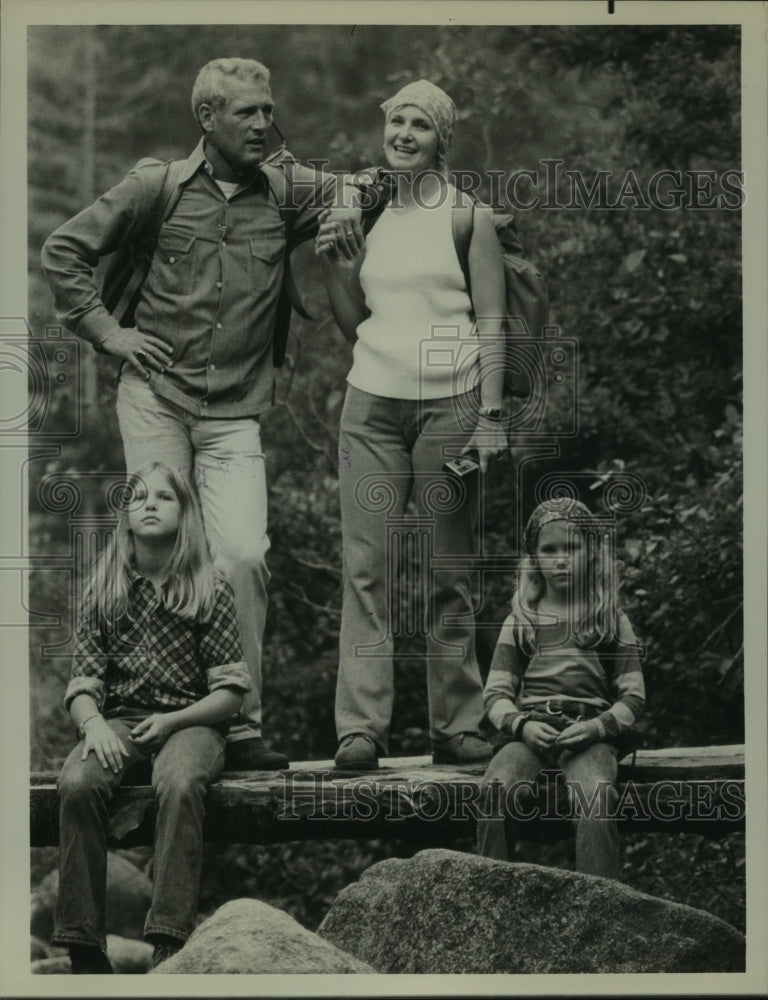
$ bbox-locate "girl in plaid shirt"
[52,461,251,973]
[476,498,645,880]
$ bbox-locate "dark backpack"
[100,150,310,369]
[452,203,549,397]
[361,173,549,398]
[100,158,187,330]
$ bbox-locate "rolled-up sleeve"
[205,661,252,695]
[64,618,108,711]
[199,579,250,693]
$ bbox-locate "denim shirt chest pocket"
[152,226,199,295]
[249,235,284,289]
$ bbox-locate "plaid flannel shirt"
[64,573,250,714]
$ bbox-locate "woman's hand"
[100,327,173,379]
[521,720,560,753]
[130,713,178,752]
[463,416,508,473]
[555,720,601,752]
[315,208,365,260]
[81,717,131,774]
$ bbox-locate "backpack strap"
[109,158,187,325]
[142,158,188,246]
[261,162,313,368]
[451,199,475,300]
[358,168,396,236]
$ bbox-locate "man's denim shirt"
[42,139,337,417]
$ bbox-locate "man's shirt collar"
[182,137,269,193]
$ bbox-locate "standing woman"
[317,80,507,769]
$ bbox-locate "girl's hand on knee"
[521,720,559,753]
[81,718,130,774]
[556,720,600,751]
[130,714,177,751]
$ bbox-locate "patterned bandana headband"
[523,498,599,555]
[380,79,457,161]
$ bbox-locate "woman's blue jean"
[476,740,620,880]
[52,716,225,949]
[335,386,485,752]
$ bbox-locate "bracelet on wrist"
[78,712,102,738]
[514,713,532,740]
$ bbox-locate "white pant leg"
[116,370,194,475]
[189,416,270,732]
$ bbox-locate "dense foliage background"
[27,24,744,933]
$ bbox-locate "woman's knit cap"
[380,79,456,160]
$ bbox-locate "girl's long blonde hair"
[511,498,620,652]
[80,462,217,631]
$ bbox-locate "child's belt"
[531,700,602,720]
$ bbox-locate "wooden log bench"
[30,745,745,848]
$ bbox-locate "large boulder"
[317,849,745,974]
[151,899,374,974]
[31,851,152,942]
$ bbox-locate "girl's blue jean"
[52,716,225,949]
[476,739,620,880]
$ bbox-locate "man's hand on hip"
[101,327,174,379]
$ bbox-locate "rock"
[317,848,746,974]
[107,934,153,973]
[151,899,375,974]
[30,936,51,960]
[31,851,153,942]
[31,956,71,974]
[30,869,58,942]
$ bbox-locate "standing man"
[42,58,362,769]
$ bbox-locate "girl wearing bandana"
[476,498,646,880]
